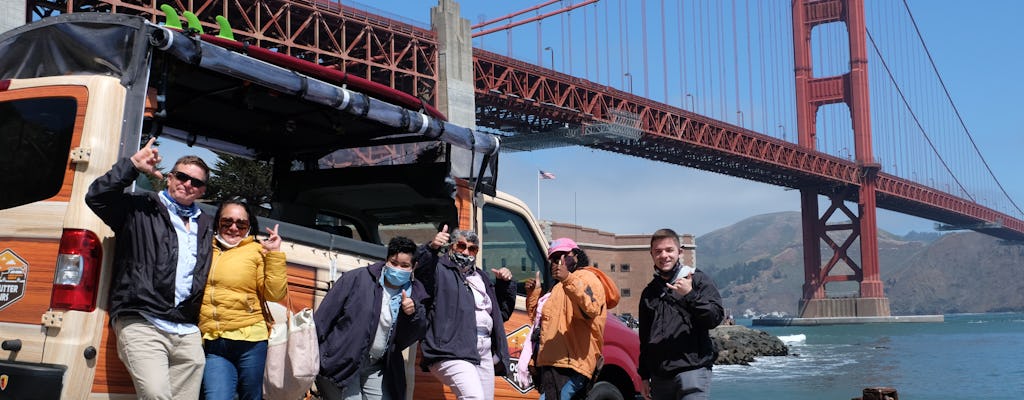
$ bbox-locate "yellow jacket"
[199,236,287,338]
[534,268,607,378]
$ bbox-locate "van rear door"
[0,83,88,398]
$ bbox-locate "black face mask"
[450,252,476,271]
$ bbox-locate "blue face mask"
[383,265,412,287]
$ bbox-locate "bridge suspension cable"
[898,0,1024,217]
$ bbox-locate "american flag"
[539,170,556,180]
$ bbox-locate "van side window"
[314,213,362,241]
[481,204,547,295]
[0,97,77,209]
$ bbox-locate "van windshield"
[0,97,78,209]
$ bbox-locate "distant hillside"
[887,232,1024,314]
[697,212,1024,316]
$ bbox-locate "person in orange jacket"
[533,238,608,400]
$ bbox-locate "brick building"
[546,222,696,319]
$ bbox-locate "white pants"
[428,335,495,400]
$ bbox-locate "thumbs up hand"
[401,290,415,316]
[430,224,450,250]
[130,137,164,179]
[524,270,540,293]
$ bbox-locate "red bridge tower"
[792,0,890,317]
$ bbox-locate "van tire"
[585,382,625,400]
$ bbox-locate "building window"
[620,264,631,272]
[610,264,616,272]
[621,288,631,297]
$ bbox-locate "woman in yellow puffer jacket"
[199,199,288,400]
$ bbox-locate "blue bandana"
[160,190,199,218]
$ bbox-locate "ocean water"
[712,313,1024,400]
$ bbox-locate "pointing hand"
[262,224,281,251]
[130,137,163,179]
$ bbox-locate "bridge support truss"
[793,0,889,317]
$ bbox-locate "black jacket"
[638,265,724,379]
[314,262,428,399]
[85,157,214,324]
[415,245,516,375]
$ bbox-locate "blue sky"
[392,0,1024,236]
[164,0,1024,237]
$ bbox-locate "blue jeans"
[538,368,589,400]
[202,338,268,400]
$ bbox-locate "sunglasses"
[171,170,207,188]
[548,251,568,264]
[219,218,250,231]
[453,241,480,255]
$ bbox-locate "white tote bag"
[264,301,320,400]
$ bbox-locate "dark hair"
[570,248,591,270]
[214,199,260,236]
[387,236,417,258]
[650,228,681,248]
[174,155,211,181]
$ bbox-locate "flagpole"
[537,171,541,221]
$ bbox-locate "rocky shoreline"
[711,325,789,365]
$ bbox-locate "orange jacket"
[534,268,607,378]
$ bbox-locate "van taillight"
[51,229,103,312]
[0,80,9,91]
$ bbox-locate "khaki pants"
[114,315,205,400]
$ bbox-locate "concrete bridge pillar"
[431,0,479,181]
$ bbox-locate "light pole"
[685,93,694,110]
[624,72,633,94]
[544,46,555,70]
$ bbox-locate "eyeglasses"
[453,241,479,255]
[219,218,250,231]
[171,170,207,188]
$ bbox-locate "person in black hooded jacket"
[638,228,724,400]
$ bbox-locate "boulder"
[711,325,788,365]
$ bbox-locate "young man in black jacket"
[86,137,214,399]
[638,228,724,400]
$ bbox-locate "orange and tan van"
[0,12,640,400]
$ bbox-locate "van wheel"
[585,382,625,400]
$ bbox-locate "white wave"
[778,333,806,344]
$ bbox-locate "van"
[0,12,640,400]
